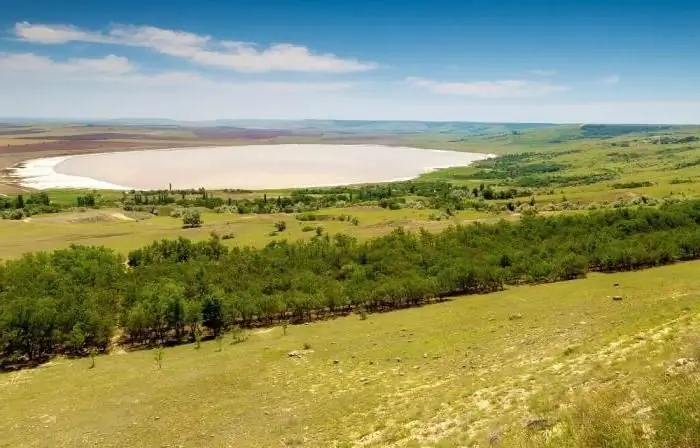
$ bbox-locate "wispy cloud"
[0,52,134,76]
[406,77,569,98]
[599,75,621,85]
[0,52,354,92]
[14,22,378,73]
[528,69,557,77]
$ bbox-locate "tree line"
[123,180,534,215]
[2,200,700,367]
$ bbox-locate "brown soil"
[191,128,309,140]
[18,132,183,141]
[0,140,162,155]
[0,129,46,136]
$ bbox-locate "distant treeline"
[0,192,56,219]
[124,181,534,214]
[2,200,700,367]
[0,192,102,220]
[1,179,532,220]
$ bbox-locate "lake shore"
[10,144,494,190]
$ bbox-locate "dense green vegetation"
[0,192,58,218]
[0,191,109,219]
[2,199,700,367]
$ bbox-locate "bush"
[169,208,184,218]
[612,181,653,189]
[230,325,247,344]
[182,209,203,228]
[4,209,25,220]
[301,226,315,232]
[275,221,287,232]
[214,205,238,214]
[296,213,332,222]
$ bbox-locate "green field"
[0,207,495,259]
[2,261,699,447]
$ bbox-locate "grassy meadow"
[2,261,699,447]
[0,207,495,259]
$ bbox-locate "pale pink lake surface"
[14,144,493,190]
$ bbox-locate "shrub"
[214,205,238,214]
[182,209,203,228]
[275,221,287,232]
[230,325,247,344]
[301,226,315,232]
[6,209,25,220]
[169,208,184,218]
[612,181,653,189]
[358,307,368,320]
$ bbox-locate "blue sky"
[2,0,700,123]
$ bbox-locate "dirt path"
[110,212,135,221]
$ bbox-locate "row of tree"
[1,192,103,220]
[2,200,700,366]
[122,181,534,215]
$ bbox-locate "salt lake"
[12,144,492,190]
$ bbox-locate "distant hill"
[1,118,696,142]
[179,119,558,134]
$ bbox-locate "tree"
[182,209,203,228]
[202,295,225,336]
[15,194,24,209]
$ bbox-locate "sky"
[2,0,700,123]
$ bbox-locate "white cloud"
[14,22,377,73]
[0,52,134,75]
[406,77,569,98]
[0,52,354,94]
[528,69,557,76]
[599,75,621,85]
[13,22,96,44]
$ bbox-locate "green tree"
[202,295,225,336]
